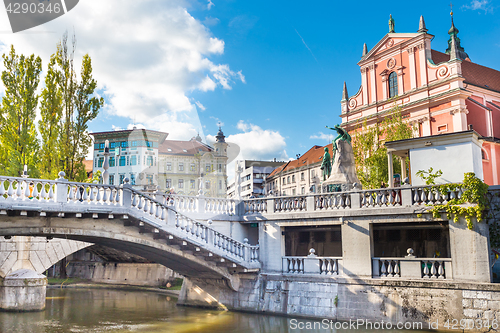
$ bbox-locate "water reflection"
[0,288,434,333]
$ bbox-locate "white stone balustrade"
[282,256,342,275]
[372,257,452,279]
[360,189,402,208]
[0,175,260,270]
[411,185,463,206]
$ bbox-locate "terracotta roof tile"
[268,143,334,177]
[431,50,500,93]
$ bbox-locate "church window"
[388,72,398,98]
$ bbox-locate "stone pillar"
[449,217,491,282]
[0,269,47,311]
[341,219,372,277]
[388,152,394,187]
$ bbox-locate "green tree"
[39,55,63,179]
[351,104,414,189]
[53,32,103,181]
[0,45,42,177]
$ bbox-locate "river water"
[0,288,434,333]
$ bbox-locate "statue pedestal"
[322,140,361,192]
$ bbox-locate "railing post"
[306,195,315,212]
[303,249,319,273]
[197,196,206,214]
[55,171,68,203]
[243,238,250,262]
[401,187,413,206]
[266,198,274,214]
[350,192,361,209]
[235,199,245,217]
[206,221,215,248]
[120,178,132,208]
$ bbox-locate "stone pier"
[0,269,47,311]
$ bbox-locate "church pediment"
[358,33,422,65]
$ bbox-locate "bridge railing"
[0,174,259,267]
[282,256,342,275]
[372,257,452,279]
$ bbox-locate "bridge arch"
[0,237,91,278]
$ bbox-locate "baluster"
[7,180,14,199]
[457,188,463,199]
[82,186,88,201]
[102,187,108,203]
[327,260,333,275]
[389,191,394,205]
[438,262,445,278]
[24,181,30,199]
[380,260,387,277]
[89,186,96,202]
[345,194,350,208]
[381,191,387,206]
[150,201,155,215]
[375,192,381,206]
[387,260,394,277]
[449,190,456,201]
[68,185,74,201]
[217,234,221,248]
[395,191,401,205]
[144,200,150,213]
[175,214,180,228]
[15,181,22,199]
[0,180,4,199]
[431,261,438,278]
[369,193,374,206]
[32,182,39,200]
[137,197,144,210]
[413,189,419,204]
[423,261,430,278]
[115,189,120,204]
[292,259,297,273]
[420,189,427,204]
[361,193,367,207]
[394,261,400,277]
[332,260,338,275]
[200,226,206,241]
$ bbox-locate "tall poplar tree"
[0,45,42,177]
[39,55,62,180]
[40,32,103,181]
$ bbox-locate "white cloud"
[112,125,123,131]
[206,121,288,181]
[0,0,243,137]
[195,101,206,111]
[310,132,334,143]
[462,0,494,12]
[207,0,215,10]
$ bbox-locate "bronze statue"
[320,147,331,181]
[389,14,395,33]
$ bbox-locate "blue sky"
[0,0,498,176]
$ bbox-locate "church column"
[361,67,368,105]
[381,73,388,101]
[388,152,394,187]
[369,64,377,104]
[418,43,428,87]
[397,67,404,95]
[407,47,417,90]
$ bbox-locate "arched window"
[482,149,488,160]
[388,72,398,98]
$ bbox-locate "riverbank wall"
[179,274,500,331]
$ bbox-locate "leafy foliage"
[351,104,414,189]
[428,172,489,230]
[0,46,42,177]
[416,167,443,185]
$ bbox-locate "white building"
[266,143,334,196]
[90,129,168,190]
[158,129,228,197]
[227,160,283,199]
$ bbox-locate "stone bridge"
[0,174,260,292]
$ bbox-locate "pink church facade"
[340,15,500,185]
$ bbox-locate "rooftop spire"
[445,10,470,61]
[388,14,395,33]
[342,82,348,101]
[362,43,368,57]
[215,126,225,143]
[417,15,428,33]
